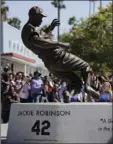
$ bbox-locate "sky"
[6,0,111,40]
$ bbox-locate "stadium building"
[1,22,49,76]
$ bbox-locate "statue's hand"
[50,19,60,31]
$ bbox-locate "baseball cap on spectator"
[4,66,9,72]
[28,6,47,18]
[34,71,42,76]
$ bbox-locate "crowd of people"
[1,65,113,123]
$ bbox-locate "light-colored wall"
[1,58,49,76]
[2,22,46,68]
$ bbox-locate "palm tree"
[89,0,96,17]
[8,17,21,30]
[100,0,102,8]
[89,0,92,17]
[1,0,9,21]
[51,0,66,41]
[93,1,95,14]
[1,0,21,29]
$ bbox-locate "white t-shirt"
[19,83,29,99]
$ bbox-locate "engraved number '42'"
[31,120,50,135]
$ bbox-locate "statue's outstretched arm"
[29,34,59,48]
[43,25,51,34]
[44,19,60,33]
[29,33,70,49]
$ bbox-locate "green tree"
[51,0,66,41]
[68,16,80,32]
[60,3,112,72]
[8,17,21,30]
[1,0,9,21]
[68,16,76,26]
[1,0,21,29]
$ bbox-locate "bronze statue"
[21,6,92,93]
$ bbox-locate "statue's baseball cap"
[28,6,47,17]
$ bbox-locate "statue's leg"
[50,70,83,94]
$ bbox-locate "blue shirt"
[71,85,85,102]
[71,95,78,102]
[30,78,43,94]
[99,93,111,102]
[58,87,67,100]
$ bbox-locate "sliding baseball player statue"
[21,6,93,94]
